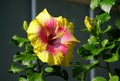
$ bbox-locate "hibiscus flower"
[27,9,79,67]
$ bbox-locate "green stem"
[106,63,112,78]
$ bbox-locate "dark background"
[0,0,31,81]
[3,0,119,81]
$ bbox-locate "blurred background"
[1,0,119,81]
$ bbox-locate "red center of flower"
[47,34,57,45]
[37,19,69,55]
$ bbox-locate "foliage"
[8,0,120,81]
[73,0,120,81]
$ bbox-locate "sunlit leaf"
[13,52,37,66]
[100,0,115,13]
[92,77,107,81]
[8,63,25,74]
[44,67,54,73]
[88,36,99,45]
[106,42,115,49]
[23,21,29,31]
[104,47,119,62]
[90,0,101,10]
[109,75,119,81]
[101,39,108,47]
[91,48,105,55]
[83,43,96,50]
[27,71,45,81]
[19,77,28,81]
[11,35,29,47]
[102,25,111,34]
[95,13,110,24]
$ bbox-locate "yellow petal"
[60,45,74,67]
[36,9,52,27]
[27,20,40,33]
[36,50,64,66]
[56,16,74,34]
[84,16,94,31]
[27,19,47,52]
[53,52,64,65]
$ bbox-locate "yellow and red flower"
[27,9,79,67]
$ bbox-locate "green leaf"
[83,43,96,50]
[23,21,29,31]
[95,13,110,25]
[90,0,101,10]
[115,19,120,30]
[91,48,105,55]
[101,39,108,47]
[102,25,111,34]
[106,42,115,49]
[109,75,119,81]
[100,0,115,13]
[19,77,28,81]
[11,35,29,47]
[103,54,117,62]
[27,71,45,81]
[13,52,37,66]
[88,36,99,45]
[92,77,107,81]
[104,47,119,62]
[73,61,98,81]
[8,63,25,74]
[78,47,93,60]
[44,67,54,73]
[72,62,87,81]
